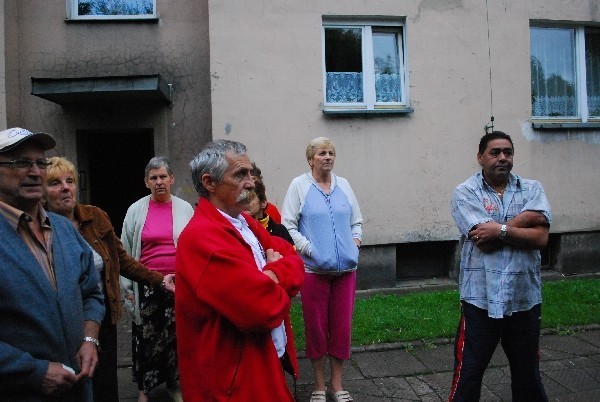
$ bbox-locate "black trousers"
[92,306,119,402]
[449,302,548,402]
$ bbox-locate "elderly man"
[0,127,104,400]
[176,139,304,401]
[449,131,551,402]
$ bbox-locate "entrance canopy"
[31,74,172,105]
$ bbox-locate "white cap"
[0,127,56,153]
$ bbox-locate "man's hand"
[75,341,98,381]
[469,221,503,253]
[263,249,282,284]
[76,320,100,381]
[265,248,282,263]
[40,362,77,396]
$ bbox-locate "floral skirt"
[132,285,178,393]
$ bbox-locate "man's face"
[477,138,514,186]
[0,142,47,210]
[211,152,255,217]
[145,166,174,201]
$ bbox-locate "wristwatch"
[500,224,507,238]
[83,336,101,350]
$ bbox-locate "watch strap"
[83,336,100,349]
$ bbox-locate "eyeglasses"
[0,158,52,170]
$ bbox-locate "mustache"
[236,189,252,203]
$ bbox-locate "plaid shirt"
[451,172,551,318]
[0,200,55,288]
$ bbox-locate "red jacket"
[176,197,304,402]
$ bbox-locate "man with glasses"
[0,127,104,401]
[449,131,551,401]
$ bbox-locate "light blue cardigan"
[120,195,193,324]
[0,210,104,401]
[282,172,363,274]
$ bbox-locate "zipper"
[226,339,244,398]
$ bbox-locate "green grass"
[290,277,600,351]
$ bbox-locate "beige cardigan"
[119,194,194,324]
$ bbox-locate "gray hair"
[190,139,247,198]
[145,156,174,178]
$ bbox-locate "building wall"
[208,0,600,252]
[1,1,598,283]
[3,0,212,201]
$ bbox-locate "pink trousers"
[301,270,356,360]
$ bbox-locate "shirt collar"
[0,200,50,230]
[217,208,247,230]
[478,171,520,192]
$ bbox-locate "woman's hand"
[162,274,176,293]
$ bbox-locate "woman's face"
[145,166,174,201]
[244,194,266,220]
[309,145,335,174]
[45,172,77,216]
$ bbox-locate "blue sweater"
[282,172,363,274]
[0,211,105,401]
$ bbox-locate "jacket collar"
[198,197,264,244]
[74,203,93,223]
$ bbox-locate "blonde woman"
[282,137,363,402]
[44,157,175,402]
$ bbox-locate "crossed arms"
[469,210,549,253]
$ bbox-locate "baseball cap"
[0,127,56,153]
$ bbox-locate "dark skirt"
[132,285,178,393]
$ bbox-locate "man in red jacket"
[176,139,304,402]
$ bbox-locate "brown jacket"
[75,204,163,324]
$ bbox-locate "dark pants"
[449,302,548,402]
[93,305,119,402]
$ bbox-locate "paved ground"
[117,273,600,401]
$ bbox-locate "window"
[322,18,409,113]
[67,0,157,20]
[530,25,600,122]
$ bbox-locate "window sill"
[532,121,600,130]
[323,107,414,116]
[65,16,159,23]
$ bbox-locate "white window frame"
[66,0,157,21]
[530,23,599,123]
[322,17,409,112]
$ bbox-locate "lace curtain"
[532,96,577,117]
[326,72,363,103]
[326,72,401,103]
[532,96,600,117]
[375,74,401,102]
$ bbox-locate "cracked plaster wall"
[3,0,211,203]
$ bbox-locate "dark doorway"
[77,129,154,236]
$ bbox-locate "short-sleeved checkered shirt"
[0,200,55,288]
[451,172,551,319]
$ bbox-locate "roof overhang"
[31,74,172,105]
